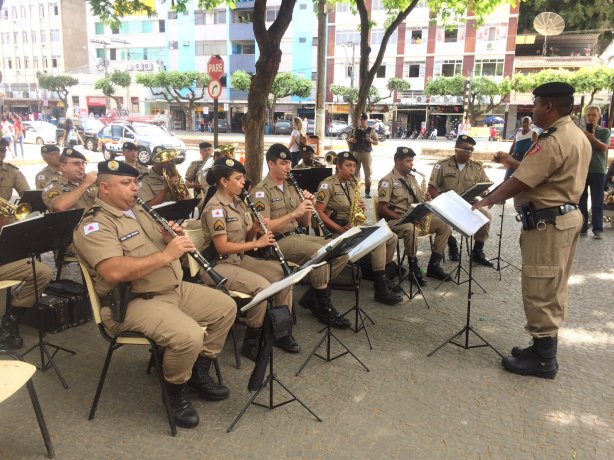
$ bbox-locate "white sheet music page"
[427,191,489,237]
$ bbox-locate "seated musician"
[42,147,97,212]
[0,137,30,201]
[35,144,62,189]
[74,160,235,430]
[314,151,402,305]
[185,142,214,198]
[428,135,494,267]
[121,142,150,182]
[377,147,451,285]
[250,143,351,329]
[294,145,325,169]
[138,147,192,206]
[200,158,299,361]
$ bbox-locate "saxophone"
[348,177,367,227]
[411,169,432,237]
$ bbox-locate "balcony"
[229,23,253,41]
[229,54,255,73]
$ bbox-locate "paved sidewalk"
[1,207,613,459]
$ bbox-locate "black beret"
[206,157,246,185]
[98,160,139,177]
[266,143,292,162]
[455,135,476,146]
[533,82,575,98]
[61,147,86,161]
[300,144,315,154]
[394,147,416,161]
[335,151,358,164]
[360,113,368,120]
[41,144,60,155]
[122,142,137,151]
[199,142,213,149]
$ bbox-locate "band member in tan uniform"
[121,142,150,182]
[35,144,62,189]
[377,147,451,285]
[201,157,299,361]
[0,138,30,201]
[315,151,402,305]
[138,148,191,205]
[250,143,351,329]
[428,135,494,266]
[74,160,236,429]
[185,142,214,198]
[475,82,590,379]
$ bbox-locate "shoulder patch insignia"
[527,143,542,157]
[255,201,265,212]
[434,164,441,170]
[38,174,46,181]
[213,219,226,231]
[317,190,326,201]
[83,222,100,235]
[379,189,387,197]
[319,183,328,190]
[47,190,60,200]
[212,208,224,218]
[254,191,265,198]
[381,181,389,188]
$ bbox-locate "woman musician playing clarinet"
[200,158,300,361]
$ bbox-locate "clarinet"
[135,197,228,289]
[241,189,294,276]
[287,173,333,239]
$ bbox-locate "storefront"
[86,96,107,117]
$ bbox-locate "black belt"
[274,231,298,241]
[534,204,578,223]
[99,291,156,306]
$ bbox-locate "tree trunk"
[112,96,123,110]
[185,101,195,132]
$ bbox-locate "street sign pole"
[207,55,225,148]
[213,98,218,148]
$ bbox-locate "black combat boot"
[502,337,558,379]
[0,307,28,349]
[298,287,317,313]
[384,262,404,293]
[426,253,451,281]
[408,257,427,287]
[373,271,403,305]
[511,339,559,370]
[314,287,351,329]
[364,186,371,199]
[472,241,494,267]
[274,322,301,353]
[448,235,460,262]
[187,355,230,400]
[241,326,262,362]
[165,382,199,428]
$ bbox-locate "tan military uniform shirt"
[377,167,422,215]
[316,174,355,224]
[138,169,172,202]
[185,157,214,183]
[126,163,149,182]
[0,162,30,200]
[250,175,300,234]
[35,165,62,190]
[429,156,489,195]
[201,189,253,266]
[41,176,97,212]
[73,197,183,297]
[513,116,591,209]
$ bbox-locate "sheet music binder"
[461,182,493,203]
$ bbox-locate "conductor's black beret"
[532,82,575,97]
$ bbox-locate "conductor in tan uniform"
[428,135,494,266]
[74,160,236,429]
[250,143,351,329]
[475,82,590,379]
[35,144,62,189]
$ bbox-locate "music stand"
[289,167,332,194]
[0,209,83,388]
[17,190,47,214]
[424,193,502,358]
[227,266,321,432]
[153,198,200,221]
[296,228,373,376]
[489,201,521,280]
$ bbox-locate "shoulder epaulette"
[6,163,18,170]
[537,127,557,141]
[79,205,101,225]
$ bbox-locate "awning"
[87,96,107,107]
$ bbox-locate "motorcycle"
[446,129,457,140]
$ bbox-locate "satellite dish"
[96,64,104,72]
[533,12,565,56]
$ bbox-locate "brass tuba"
[152,148,191,201]
[324,151,337,165]
[348,178,367,227]
[411,169,432,237]
[214,143,237,159]
[0,197,31,220]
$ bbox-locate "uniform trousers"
[474,208,491,243]
[520,210,582,338]
[371,233,398,272]
[0,258,52,309]
[201,255,292,328]
[277,234,348,287]
[101,282,236,385]
[390,215,450,257]
[353,150,372,191]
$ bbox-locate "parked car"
[274,119,292,135]
[22,121,57,145]
[55,117,105,151]
[208,119,228,133]
[97,121,186,165]
[326,120,348,136]
[336,120,389,141]
[304,119,315,135]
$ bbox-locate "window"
[434,60,462,77]
[194,10,206,25]
[409,29,424,44]
[11,6,16,18]
[232,41,255,54]
[335,28,360,46]
[22,31,28,44]
[7,59,12,69]
[31,31,37,43]
[33,57,38,69]
[52,58,58,68]
[2,9,8,20]
[311,71,317,81]
[487,27,497,41]
[110,48,117,60]
[444,27,458,42]
[142,21,153,33]
[49,4,58,16]
[159,20,165,32]
[13,32,18,44]
[299,37,306,44]
[371,0,384,10]
[96,48,105,59]
[376,65,386,78]
[404,62,424,78]
[266,8,279,21]
[299,4,307,9]
[24,57,29,69]
[40,31,46,43]
[195,41,226,56]
[474,59,504,77]
[336,3,349,12]
[214,10,226,24]
[39,5,44,18]
[43,57,48,68]
[168,11,177,19]
[168,41,178,50]
[50,30,60,42]
[111,25,119,34]
[234,11,252,23]
[20,6,26,18]
[16,58,21,69]
[346,65,353,78]
[371,29,397,46]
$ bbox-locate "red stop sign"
[207,55,225,81]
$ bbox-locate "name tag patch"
[226,217,238,222]
[335,192,344,195]
[119,230,140,242]
[272,198,282,203]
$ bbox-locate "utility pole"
[349,42,356,89]
[111,37,130,112]
[314,0,328,154]
[90,39,110,112]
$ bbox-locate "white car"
[23,121,58,145]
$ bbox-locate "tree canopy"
[36,73,79,117]
[331,77,410,118]
[94,70,131,109]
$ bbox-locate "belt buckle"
[536,219,547,231]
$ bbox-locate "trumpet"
[214,143,237,159]
[0,197,31,220]
[136,197,227,289]
[324,151,337,165]
[152,149,191,201]
[287,172,333,239]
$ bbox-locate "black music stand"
[0,209,82,388]
[18,190,47,214]
[153,198,200,221]
[228,269,321,432]
[489,201,521,280]
[290,167,332,194]
[296,229,372,376]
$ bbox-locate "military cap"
[532,82,575,98]
[360,113,368,120]
[61,147,87,161]
[393,146,416,161]
[266,143,292,162]
[41,144,61,155]
[98,160,139,177]
[206,157,246,185]
[455,135,476,147]
[122,142,137,151]
[300,144,315,154]
[199,141,213,149]
[335,151,358,165]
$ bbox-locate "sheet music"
[348,219,394,262]
[426,191,489,237]
[299,227,362,269]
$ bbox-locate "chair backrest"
[184,224,205,278]
[78,261,103,326]
[0,360,36,404]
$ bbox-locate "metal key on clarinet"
[135,197,228,289]
[287,173,333,239]
[241,189,294,277]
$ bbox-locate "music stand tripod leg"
[489,202,521,280]
[339,262,374,350]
